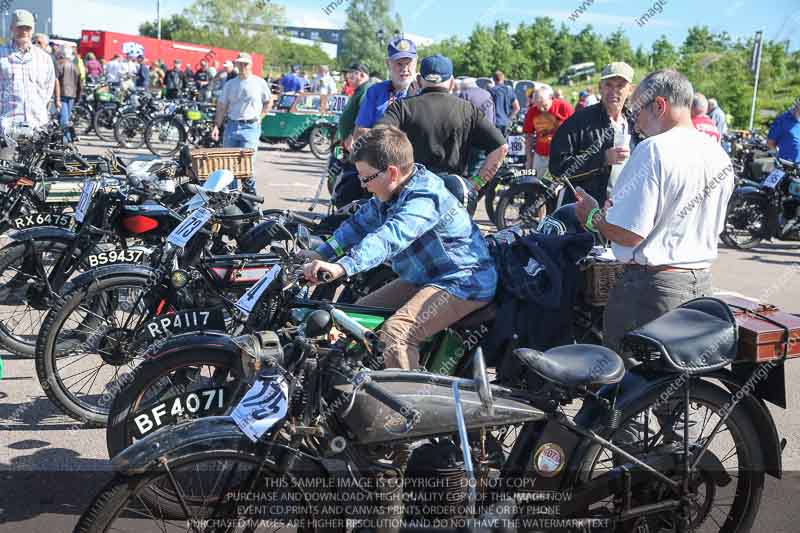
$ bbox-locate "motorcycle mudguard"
[143,331,243,363]
[573,369,782,479]
[7,225,76,242]
[66,263,160,291]
[112,416,326,479]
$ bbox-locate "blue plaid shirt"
[317,165,497,301]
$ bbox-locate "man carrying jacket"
[549,62,637,206]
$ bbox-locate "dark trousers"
[603,268,713,358]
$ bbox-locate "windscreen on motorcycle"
[183,168,236,211]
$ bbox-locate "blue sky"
[60,0,800,52]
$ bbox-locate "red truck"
[78,30,264,76]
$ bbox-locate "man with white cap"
[212,52,271,192]
[0,9,56,130]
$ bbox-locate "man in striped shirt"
[0,10,56,131]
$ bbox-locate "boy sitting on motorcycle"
[303,125,497,370]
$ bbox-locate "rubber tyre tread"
[35,274,153,426]
[144,116,186,157]
[495,184,548,230]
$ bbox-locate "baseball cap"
[223,60,233,68]
[346,62,369,75]
[420,54,453,83]
[579,90,589,98]
[12,9,35,28]
[600,62,634,83]
[234,52,252,65]
[387,37,416,61]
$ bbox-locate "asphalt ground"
[0,135,799,531]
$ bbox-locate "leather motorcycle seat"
[621,297,737,373]
[512,345,625,388]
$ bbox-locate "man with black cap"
[0,9,56,130]
[549,61,638,206]
[353,36,418,139]
[377,54,507,185]
[338,62,372,151]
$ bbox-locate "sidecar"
[260,93,346,158]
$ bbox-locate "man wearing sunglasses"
[303,126,497,371]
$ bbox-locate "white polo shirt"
[219,75,271,121]
[605,126,734,269]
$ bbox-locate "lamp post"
[376,28,385,47]
[157,0,162,40]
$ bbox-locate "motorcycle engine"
[403,440,468,523]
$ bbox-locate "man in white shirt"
[211,52,272,193]
[311,65,337,95]
[574,69,734,355]
[105,54,123,84]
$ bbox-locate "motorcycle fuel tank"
[336,371,545,445]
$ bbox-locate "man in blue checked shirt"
[303,126,497,370]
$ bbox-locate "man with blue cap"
[378,54,507,187]
[353,36,417,140]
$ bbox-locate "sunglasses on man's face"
[358,169,386,185]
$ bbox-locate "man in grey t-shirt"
[212,52,272,192]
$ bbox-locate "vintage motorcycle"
[76,292,786,533]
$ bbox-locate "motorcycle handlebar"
[239,191,264,204]
[72,152,92,170]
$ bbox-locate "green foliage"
[270,39,332,71]
[651,35,678,69]
[338,0,402,77]
[139,14,195,41]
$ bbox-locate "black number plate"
[87,248,146,268]
[13,212,72,229]
[141,308,227,339]
[129,386,229,439]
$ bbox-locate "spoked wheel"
[574,380,765,533]
[721,194,767,249]
[0,238,87,357]
[74,453,323,533]
[113,113,147,149]
[144,116,186,156]
[92,104,119,142]
[309,124,335,159]
[35,276,156,425]
[495,184,551,230]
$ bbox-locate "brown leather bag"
[719,296,800,362]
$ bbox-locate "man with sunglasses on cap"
[353,37,418,140]
[0,9,56,131]
[303,125,497,372]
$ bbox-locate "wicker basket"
[584,261,626,306]
[190,148,254,180]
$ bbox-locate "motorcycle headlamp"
[170,269,190,289]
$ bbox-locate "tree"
[605,28,635,65]
[418,36,467,74]
[271,39,332,71]
[338,0,402,77]
[512,18,557,80]
[139,14,196,41]
[634,45,649,70]
[461,24,497,77]
[651,35,678,69]
[573,25,609,69]
[550,24,575,76]
[681,26,724,56]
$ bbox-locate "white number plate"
[13,212,72,229]
[327,94,349,114]
[167,207,212,247]
[87,248,147,268]
[74,180,98,223]
[762,169,785,189]
[231,375,289,442]
[508,135,525,156]
[234,265,281,314]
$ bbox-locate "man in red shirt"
[691,92,720,142]
[523,85,574,179]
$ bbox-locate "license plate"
[141,308,227,339]
[508,135,525,156]
[86,248,147,268]
[234,265,282,314]
[231,373,289,442]
[167,207,212,247]
[327,94,349,114]
[12,212,72,229]
[74,180,98,223]
[129,386,229,439]
[762,169,785,189]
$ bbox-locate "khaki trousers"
[356,279,489,370]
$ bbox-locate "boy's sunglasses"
[358,169,385,185]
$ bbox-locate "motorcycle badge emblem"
[524,258,544,277]
[533,443,565,477]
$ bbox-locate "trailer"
[78,30,264,76]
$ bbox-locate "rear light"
[121,215,159,234]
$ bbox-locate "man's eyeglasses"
[358,169,385,185]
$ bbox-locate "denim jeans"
[223,120,260,193]
[59,97,75,143]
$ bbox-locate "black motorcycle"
[76,293,786,533]
[722,156,800,249]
